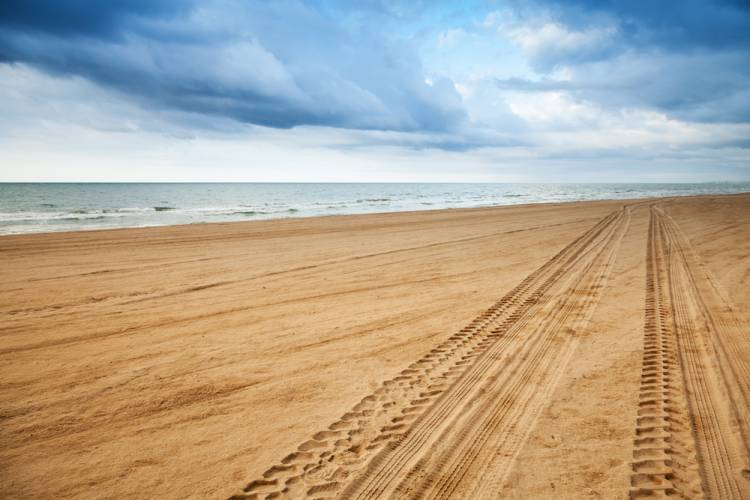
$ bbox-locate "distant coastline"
[1,182,748,236]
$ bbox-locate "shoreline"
[2,190,748,239]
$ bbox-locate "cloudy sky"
[1,0,748,182]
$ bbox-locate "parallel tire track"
[629,206,750,499]
[344,206,629,499]
[448,202,629,499]
[232,206,629,499]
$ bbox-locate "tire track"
[629,208,703,498]
[343,206,629,499]
[629,206,750,499]
[230,206,629,499]
[659,210,750,448]
[434,202,630,500]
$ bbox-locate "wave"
[61,215,106,221]
[0,211,125,222]
[356,198,391,203]
[202,207,300,217]
[120,207,155,213]
[228,210,268,216]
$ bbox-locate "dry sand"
[1,194,749,499]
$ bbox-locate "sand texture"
[1,195,749,499]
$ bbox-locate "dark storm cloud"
[0,0,748,139]
[0,0,466,133]
[0,0,193,38]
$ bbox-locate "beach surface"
[1,194,749,498]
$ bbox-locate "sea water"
[1,182,748,235]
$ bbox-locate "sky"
[0,0,749,182]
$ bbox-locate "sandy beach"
[1,194,749,499]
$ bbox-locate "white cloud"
[2,63,747,183]
[479,9,514,30]
[506,91,600,127]
[507,22,619,71]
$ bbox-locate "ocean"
[1,182,748,235]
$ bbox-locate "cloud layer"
[0,0,748,180]
[0,1,466,132]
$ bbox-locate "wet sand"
[1,195,749,498]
